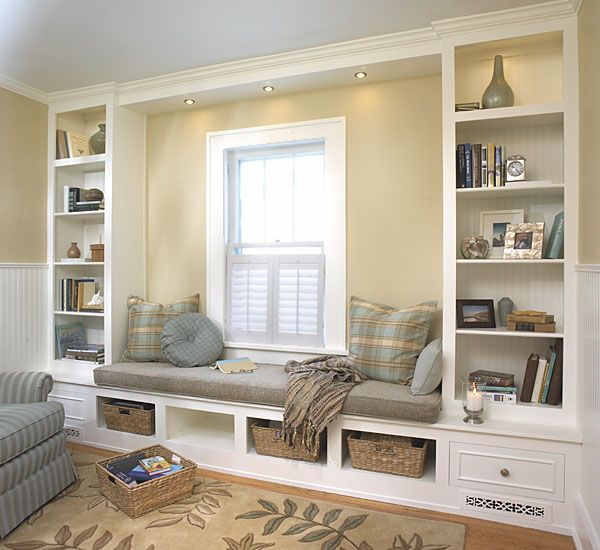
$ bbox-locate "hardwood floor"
[68,442,575,550]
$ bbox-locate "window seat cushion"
[93,362,441,423]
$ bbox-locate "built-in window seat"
[93,362,442,423]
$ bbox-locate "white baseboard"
[574,495,600,550]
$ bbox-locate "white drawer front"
[449,442,564,502]
[49,388,87,424]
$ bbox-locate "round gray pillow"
[160,313,223,367]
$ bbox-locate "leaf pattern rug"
[1,450,465,550]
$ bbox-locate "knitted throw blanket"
[283,355,368,454]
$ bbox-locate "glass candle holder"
[462,376,485,424]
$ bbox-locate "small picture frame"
[479,209,525,259]
[456,299,496,329]
[503,222,545,259]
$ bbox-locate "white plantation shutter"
[226,255,272,344]
[225,251,324,347]
[274,255,324,347]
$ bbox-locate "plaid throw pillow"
[348,296,437,383]
[121,294,200,362]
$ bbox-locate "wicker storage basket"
[103,401,155,436]
[251,420,323,462]
[347,432,428,478]
[96,445,196,518]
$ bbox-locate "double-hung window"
[226,143,325,347]
[207,118,346,354]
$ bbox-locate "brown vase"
[67,242,81,259]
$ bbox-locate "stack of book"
[65,344,105,364]
[60,279,100,312]
[106,454,182,488]
[63,187,105,212]
[507,310,556,333]
[520,339,563,405]
[456,143,507,188]
[469,370,516,404]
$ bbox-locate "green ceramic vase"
[482,55,514,109]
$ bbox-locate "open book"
[210,357,257,374]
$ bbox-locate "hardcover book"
[520,353,540,402]
[211,357,257,374]
[469,369,514,387]
[139,456,172,476]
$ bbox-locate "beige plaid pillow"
[348,296,437,383]
[121,294,200,362]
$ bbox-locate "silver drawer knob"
[500,468,510,477]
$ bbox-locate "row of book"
[64,343,104,363]
[521,339,563,405]
[469,370,517,404]
[60,278,100,312]
[107,452,182,488]
[468,339,563,407]
[456,143,507,188]
[56,129,90,159]
[63,187,104,213]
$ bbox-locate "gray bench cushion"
[94,362,441,423]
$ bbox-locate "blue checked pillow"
[348,296,437,383]
[121,294,200,362]
[161,313,223,367]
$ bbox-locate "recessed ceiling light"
[262,85,275,93]
[184,98,195,105]
[354,71,367,79]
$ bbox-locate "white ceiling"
[0,0,551,93]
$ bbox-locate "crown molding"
[432,0,577,36]
[570,0,583,14]
[118,27,440,105]
[0,73,48,104]
[47,82,118,106]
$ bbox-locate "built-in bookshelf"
[47,99,146,376]
[442,26,577,424]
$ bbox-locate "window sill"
[223,341,348,361]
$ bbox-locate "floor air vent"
[63,426,83,441]
[461,491,551,523]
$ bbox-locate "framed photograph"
[503,222,545,259]
[456,299,496,329]
[479,209,525,258]
[55,322,87,358]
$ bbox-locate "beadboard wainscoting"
[575,265,600,550]
[0,264,47,372]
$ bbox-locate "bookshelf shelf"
[453,103,563,129]
[456,328,564,338]
[54,310,104,317]
[54,262,104,267]
[54,211,105,221]
[53,154,106,170]
[456,259,564,265]
[456,183,564,200]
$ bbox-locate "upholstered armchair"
[0,371,77,537]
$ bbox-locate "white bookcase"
[441,23,578,425]
[47,95,146,379]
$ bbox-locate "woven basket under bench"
[103,400,155,436]
[347,432,428,478]
[251,420,325,463]
[96,445,196,518]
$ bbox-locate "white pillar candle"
[466,385,483,412]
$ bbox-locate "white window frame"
[206,117,346,356]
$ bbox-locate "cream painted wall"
[0,87,47,263]
[579,0,600,264]
[146,76,442,334]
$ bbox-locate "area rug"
[1,450,465,550]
